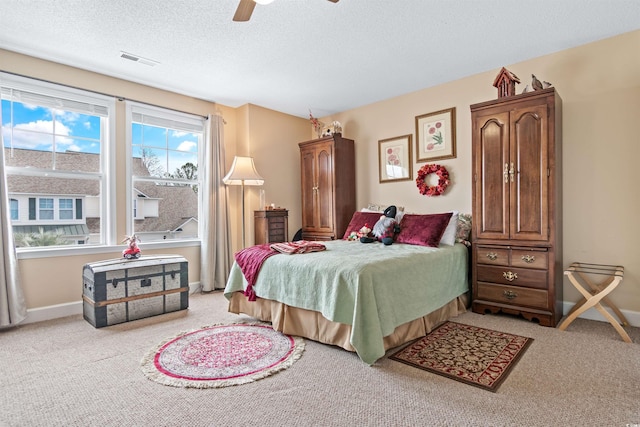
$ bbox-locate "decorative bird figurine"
[531,74,544,91]
[543,80,553,89]
[522,85,530,94]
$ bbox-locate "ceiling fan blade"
[233,0,256,22]
[327,0,339,3]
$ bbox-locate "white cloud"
[2,119,74,149]
[176,140,197,152]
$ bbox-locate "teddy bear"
[360,205,400,245]
[347,223,372,241]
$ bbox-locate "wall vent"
[119,51,159,67]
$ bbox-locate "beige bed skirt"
[228,292,469,354]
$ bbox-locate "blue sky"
[2,100,101,153]
[2,99,199,175]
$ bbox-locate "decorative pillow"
[439,211,459,246]
[396,212,453,247]
[342,211,384,239]
[455,213,472,246]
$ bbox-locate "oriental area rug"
[389,321,532,392]
[141,322,304,388]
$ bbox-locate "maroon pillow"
[396,213,453,247]
[342,211,383,239]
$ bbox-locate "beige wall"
[320,30,640,314]
[228,104,308,252]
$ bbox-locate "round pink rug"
[141,322,304,388]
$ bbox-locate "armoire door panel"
[300,149,317,230]
[475,113,509,240]
[317,147,334,231]
[511,105,549,241]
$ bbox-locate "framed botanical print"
[415,107,456,162]
[378,134,412,183]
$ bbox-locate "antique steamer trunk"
[82,255,188,328]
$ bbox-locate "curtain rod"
[0,70,210,120]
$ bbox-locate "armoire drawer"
[475,246,548,270]
[476,265,548,289]
[476,282,549,310]
[475,247,510,266]
[510,248,548,270]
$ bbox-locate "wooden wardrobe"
[299,134,355,241]
[470,88,563,327]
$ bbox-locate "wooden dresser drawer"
[511,248,548,269]
[269,219,285,230]
[476,265,548,289]
[477,282,549,310]
[475,247,510,266]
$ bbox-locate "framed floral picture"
[415,107,456,162]
[378,134,412,183]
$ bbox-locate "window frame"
[125,101,204,245]
[1,72,117,257]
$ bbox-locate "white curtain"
[200,114,232,291]
[0,144,27,328]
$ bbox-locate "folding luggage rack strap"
[558,262,632,343]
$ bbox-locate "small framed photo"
[378,134,412,183]
[415,107,456,162]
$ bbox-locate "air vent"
[119,51,159,67]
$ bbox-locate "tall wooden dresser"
[470,88,563,327]
[299,134,355,241]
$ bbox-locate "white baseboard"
[22,294,640,327]
[22,281,202,325]
[562,301,640,327]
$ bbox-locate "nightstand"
[254,209,288,245]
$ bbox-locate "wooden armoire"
[470,88,563,327]
[299,134,355,241]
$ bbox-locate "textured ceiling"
[1,0,639,118]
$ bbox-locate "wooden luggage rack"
[558,262,631,343]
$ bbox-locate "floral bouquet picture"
[415,107,457,162]
[378,135,412,183]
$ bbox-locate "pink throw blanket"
[234,244,278,301]
[269,240,327,255]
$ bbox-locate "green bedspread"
[224,240,469,364]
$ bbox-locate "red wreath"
[416,164,450,196]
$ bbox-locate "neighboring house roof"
[5,148,198,234]
[13,224,89,236]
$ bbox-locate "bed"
[224,210,472,364]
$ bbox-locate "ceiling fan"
[233,0,339,22]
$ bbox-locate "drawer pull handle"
[503,290,518,300]
[521,255,536,263]
[486,252,498,261]
[503,271,518,281]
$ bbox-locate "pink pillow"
[396,213,453,247]
[342,211,383,239]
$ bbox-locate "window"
[39,198,54,220]
[126,102,203,243]
[1,72,114,249]
[59,198,73,220]
[10,198,18,220]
